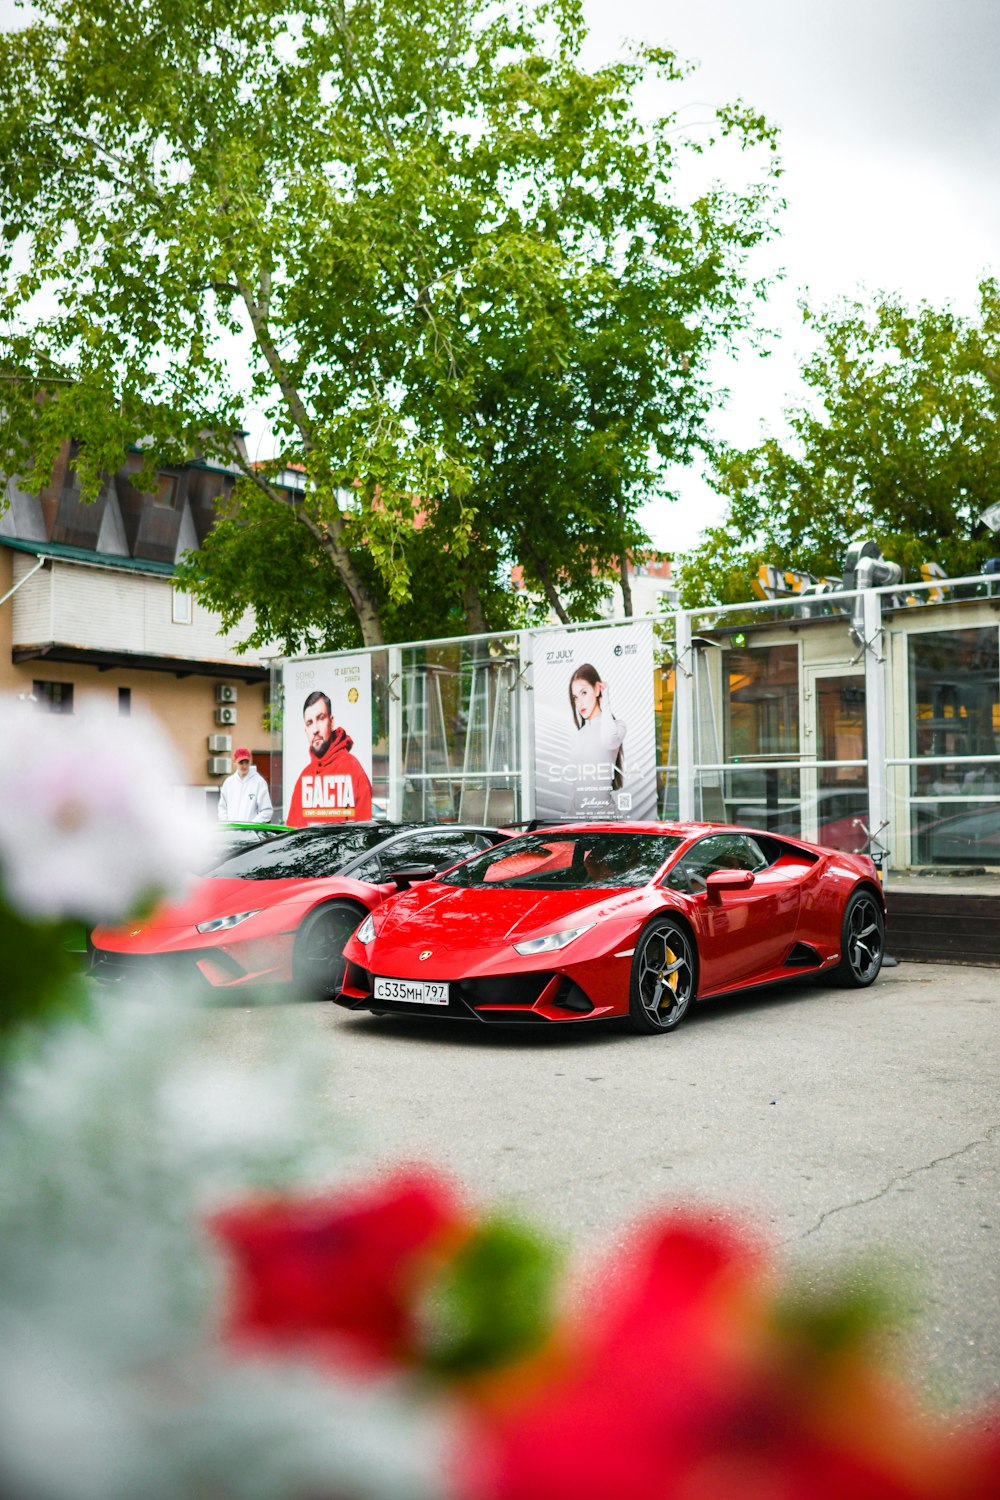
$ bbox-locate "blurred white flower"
[0,696,211,923]
[0,995,444,1500]
[0,1322,445,1500]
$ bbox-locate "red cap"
[234,747,251,761]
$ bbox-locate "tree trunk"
[462,577,487,636]
[239,273,386,647]
[537,565,570,624]
[320,533,386,647]
[241,466,388,649]
[619,554,633,616]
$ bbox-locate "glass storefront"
[279,574,1000,869]
[907,626,1000,865]
[720,643,801,833]
[398,640,522,825]
[810,673,869,852]
[655,658,678,819]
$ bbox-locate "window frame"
[663,832,770,893]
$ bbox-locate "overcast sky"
[3,0,998,551]
[585,0,1000,547]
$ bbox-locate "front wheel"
[293,901,367,1001]
[831,889,885,988]
[627,917,697,1034]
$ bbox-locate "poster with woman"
[281,654,374,825]
[532,622,656,823]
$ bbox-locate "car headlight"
[513,924,593,956]
[196,909,263,934]
[355,914,376,944]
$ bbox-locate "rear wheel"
[831,889,885,988]
[627,917,697,1034]
[294,901,367,1000]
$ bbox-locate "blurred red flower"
[209,1167,468,1371]
[209,1176,1000,1499]
[457,1211,1000,1500]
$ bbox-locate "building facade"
[1,440,276,815]
[273,569,1000,873]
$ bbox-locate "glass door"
[802,666,869,852]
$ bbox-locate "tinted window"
[439,831,683,890]
[202,827,283,870]
[664,833,768,892]
[378,830,492,869]
[211,825,393,881]
[347,830,496,882]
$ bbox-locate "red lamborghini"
[336,822,886,1034]
[89,822,507,998]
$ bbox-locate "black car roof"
[264,822,505,839]
[208,822,509,881]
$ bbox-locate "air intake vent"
[551,978,594,1013]
[784,943,823,968]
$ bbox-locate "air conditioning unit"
[216,683,238,704]
[207,733,232,753]
[215,706,238,726]
[208,756,231,776]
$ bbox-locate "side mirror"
[388,865,438,891]
[705,869,755,903]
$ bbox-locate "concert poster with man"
[532,621,656,823]
[282,655,374,826]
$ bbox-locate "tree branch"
[423,0,465,139]
[523,547,570,624]
[618,553,633,615]
[235,273,316,453]
[228,281,388,645]
[331,2,398,156]
[617,497,633,615]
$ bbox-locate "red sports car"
[90,822,508,998]
[337,822,886,1034]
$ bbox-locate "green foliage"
[174,479,525,655]
[0,897,90,1057]
[174,483,365,657]
[774,1260,911,1358]
[421,1212,564,1377]
[680,279,1000,605]
[1,0,781,644]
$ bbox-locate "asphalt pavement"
[201,959,1000,1416]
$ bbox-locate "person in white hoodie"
[217,747,274,823]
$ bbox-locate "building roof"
[1,535,176,577]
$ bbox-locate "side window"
[665,833,767,892]
[350,832,494,883]
[379,830,487,872]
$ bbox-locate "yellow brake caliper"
[659,943,679,1014]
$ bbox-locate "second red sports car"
[90,822,508,998]
[337,822,886,1034]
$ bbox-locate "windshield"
[438,831,683,890]
[202,826,288,871]
[210,825,393,881]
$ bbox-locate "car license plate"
[373,976,449,1005]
